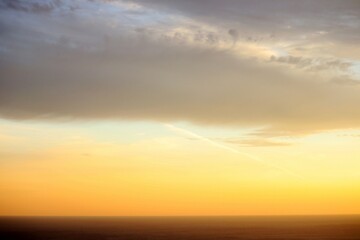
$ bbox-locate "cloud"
[269,55,352,73]
[132,1,360,35]
[228,29,239,45]
[329,77,360,86]
[222,138,292,147]
[133,0,360,58]
[0,0,62,13]
[165,124,303,178]
[1,0,360,136]
[1,34,359,134]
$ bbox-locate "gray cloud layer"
[134,0,360,60]
[1,0,360,135]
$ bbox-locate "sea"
[0,215,359,239]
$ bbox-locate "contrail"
[164,124,304,179]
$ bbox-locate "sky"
[0,0,360,216]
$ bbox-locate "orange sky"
[1,120,360,216]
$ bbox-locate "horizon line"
[1,214,360,218]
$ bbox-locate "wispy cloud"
[222,138,292,147]
[164,124,304,179]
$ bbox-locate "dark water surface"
[0,216,359,239]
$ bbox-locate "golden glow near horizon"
[0,120,360,216]
[1,0,360,216]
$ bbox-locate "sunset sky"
[0,0,360,216]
